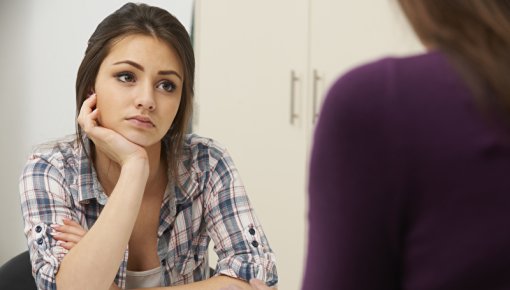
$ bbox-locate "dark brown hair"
[398,0,510,115]
[75,2,194,181]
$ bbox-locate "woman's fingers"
[51,218,87,247]
[78,93,96,119]
[77,95,115,149]
[58,241,76,250]
[52,220,86,236]
[53,232,82,243]
[77,94,98,133]
[62,218,85,230]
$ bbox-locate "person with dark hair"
[302,1,510,289]
[238,1,510,289]
[19,3,277,290]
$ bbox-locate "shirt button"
[35,226,42,233]
[249,228,256,235]
[37,238,44,245]
[251,240,259,248]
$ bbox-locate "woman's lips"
[127,116,155,128]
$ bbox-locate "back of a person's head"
[398,0,510,118]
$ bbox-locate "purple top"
[303,51,510,290]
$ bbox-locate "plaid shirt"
[19,134,278,289]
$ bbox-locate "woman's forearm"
[56,158,149,290]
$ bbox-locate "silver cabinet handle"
[290,70,300,125]
[312,69,322,124]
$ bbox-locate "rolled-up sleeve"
[204,149,278,287]
[19,155,73,290]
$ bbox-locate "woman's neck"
[93,142,165,196]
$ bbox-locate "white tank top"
[125,266,163,289]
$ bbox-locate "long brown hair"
[398,0,510,115]
[75,2,194,182]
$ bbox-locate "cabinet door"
[309,0,424,130]
[194,1,308,289]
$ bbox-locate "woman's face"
[94,34,183,148]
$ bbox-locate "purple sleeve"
[302,60,403,289]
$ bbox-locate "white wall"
[0,0,31,264]
[0,0,194,264]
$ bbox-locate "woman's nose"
[135,84,156,111]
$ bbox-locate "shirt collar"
[76,134,107,204]
[163,135,199,205]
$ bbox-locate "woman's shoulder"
[183,133,226,151]
[332,51,447,92]
[180,133,229,171]
[28,134,80,167]
[324,50,454,113]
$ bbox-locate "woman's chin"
[123,132,161,149]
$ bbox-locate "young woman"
[19,3,277,290]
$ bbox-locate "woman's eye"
[158,81,176,92]
[116,72,135,83]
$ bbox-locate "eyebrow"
[113,60,182,81]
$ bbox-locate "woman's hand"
[51,218,87,250]
[77,94,148,166]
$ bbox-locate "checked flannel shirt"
[19,134,278,289]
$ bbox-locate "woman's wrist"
[121,156,150,179]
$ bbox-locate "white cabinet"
[193,1,423,289]
[193,2,309,289]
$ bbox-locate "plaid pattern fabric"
[19,134,278,289]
